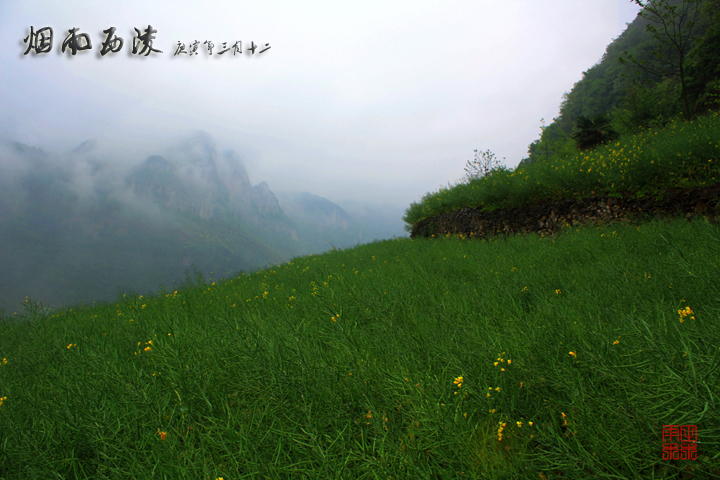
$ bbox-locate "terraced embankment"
[410,182,720,240]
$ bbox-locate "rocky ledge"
[410,182,720,240]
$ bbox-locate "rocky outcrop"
[127,154,217,219]
[250,181,281,216]
[126,131,285,222]
[73,140,97,154]
[217,149,253,212]
[410,182,720,240]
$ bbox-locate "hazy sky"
[0,0,642,210]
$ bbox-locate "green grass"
[1,112,720,479]
[403,111,720,227]
[1,216,719,478]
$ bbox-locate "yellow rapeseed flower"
[678,306,695,323]
[497,421,507,441]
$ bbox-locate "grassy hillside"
[404,111,720,228]
[1,175,719,477]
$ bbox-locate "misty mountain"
[126,132,284,222]
[276,191,408,251]
[0,131,408,318]
[277,191,353,229]
[335,199,411,239]
[0,137,294,317]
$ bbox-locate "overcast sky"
[0,0,643,210]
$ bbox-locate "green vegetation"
[571,114,619,151]
[1,204,719,478]
[620,0,704,122]
[523,0,720,170]
[404,111,720,227]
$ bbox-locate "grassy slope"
[0,210,718,478]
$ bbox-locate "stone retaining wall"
[410,182,720,240]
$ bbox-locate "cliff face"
[126,155,205,216]
[217,149,253,213]
[250,181,282,217]
[126,131,287,227]
[410,183,720,240]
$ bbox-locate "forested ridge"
[519,0,720,170]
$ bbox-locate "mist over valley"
[0,131,407,317]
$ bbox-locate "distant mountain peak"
[12,141,47,157]
[73,140,97,154]
[277,191,354,230]
[250,181,281,216]
[126,132,287,222]
[176,130,218,166]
